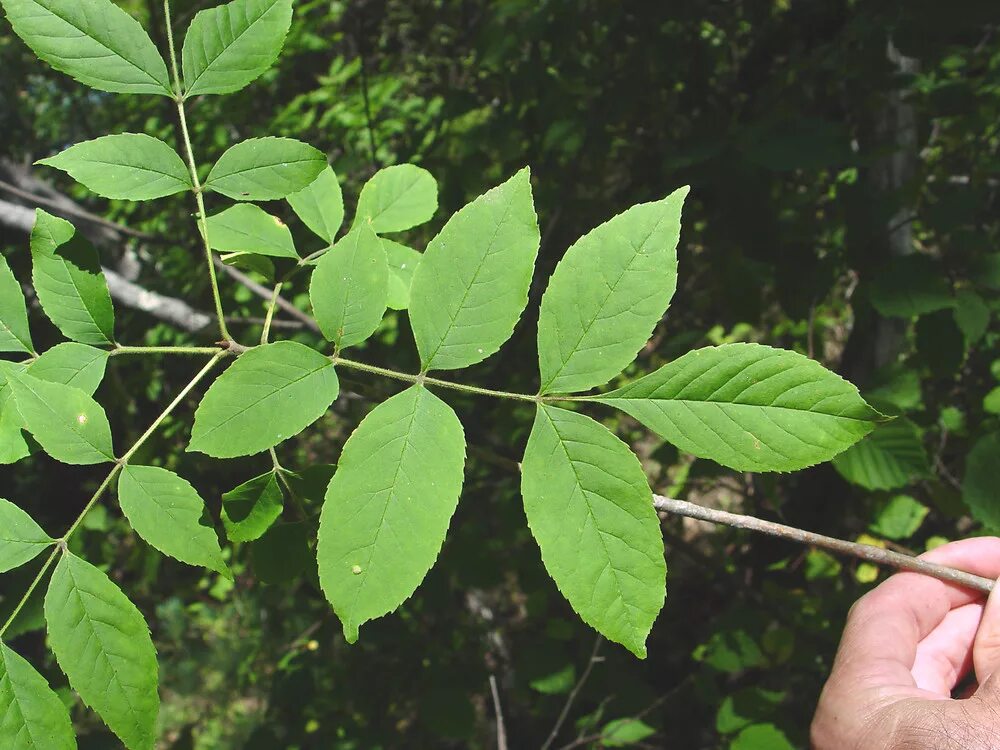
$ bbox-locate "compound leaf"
[45,552,158,750]
[0,642,76,750]
[189,341,339,458]
[309,224,388,348]
[521,405,665,658]
[317,385,466,643]
[28,343,108,395]
[30,210,115,346]
[409,169,539,370]
[286,165,344,243]
[181,0,292,97]
[538,188,687,394]
[832,418,929,491]
[9,374,114,465]
[964,433,1000,528]
[353,164,437,233]
[204,137,326,200]
[204,204,298,259]
[221,471,284,542]
[383,240,420,310]
[0,498,54,573]
[0,255,33,354]
[37,134,190,200]
[597,343,881,473]
[118,465,228,576]
[0,0,171,95]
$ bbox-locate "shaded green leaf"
[0,255,33,354]
[45,552,158,750]
[954,288,990,346]
[832,419,929,490]
[318,385,466,643]
[221,471,284,542]
[985,387,1000,415]
[353,164,437,233]
[28,343,108,395]
[869,255,953,318]
[0,498,53,573]
[251,522,313,584]
[287,165,344,243]
[221,252,275,282]
[409,169,539,370]
[537,188,687,394]
[30,210,115,345]
[0,642,76,750]
[189,341,339,458]
[0,0,171,95]
[716,687,785,735]
[521,405,665,658]
[964,433,1000,528]
[602,718,656,746]
[383,240,421,310]
[9,373,114,464]
[309,224,388,348]
[730,723,794,750]
[205,204,297,259]
[37,134,190,200]
[181,0,292,97]
[118,465,228,576]
[204,137,326,200]
[597,343,881,472]
[869,494,929,540]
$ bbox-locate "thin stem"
[1,353,228,638]
[653,495,995,594]
[111,345,224,357]
[261,282,283,345]
[164,0,231,342]
[333,356,542,403]
[541,635,603,750]
[489,675,509,750]
[0,546,59,638]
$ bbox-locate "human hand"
[811,537,1000,749]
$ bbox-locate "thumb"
[973,577,1000,685]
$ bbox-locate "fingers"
[912,602,981,694]
[974,577,1000,684]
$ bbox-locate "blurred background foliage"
[1,0,999,747]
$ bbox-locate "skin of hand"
[811,537,1000,750]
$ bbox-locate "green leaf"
[44,552,158,750]
[181,0,292,97]
[964,433,1000,528]
[37,134,190,200]
[251,521,313,584]
[0,255,33,354]
[30,210,115,345]
[832,419,929,490]
[0,401,31,465]
[204,204,297,259]
[9,373,114,464]
[28,343,108,395]
[730,723,795,750]
[409,169,539,370]
[221,471,284,542]
[986,387,1000,416]
[954,288,990,346]
[521,405,666,658]
[287,165,344,243]
[221,252,275,282]
[188,341,339,458]
[118,465,228,576]
[309,224,388,348]
[204,137,326,200]
[869,494,929,540]
[597,343,881,472]
[0,0,171,95]
[0,642,76,750]
[602,718,656,746]
[383,240,421,310]
[869,255,954,318]
[317,385,466,643]
[537,188,688,394]
[353,164,437,233]
[0,498,53,573]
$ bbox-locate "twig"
[489,675,508,750]
[653,495,994,594]
[541,635,603,750]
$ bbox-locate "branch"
[489,675,509,750]
[653,495,995,594]
[541,635,603,750]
